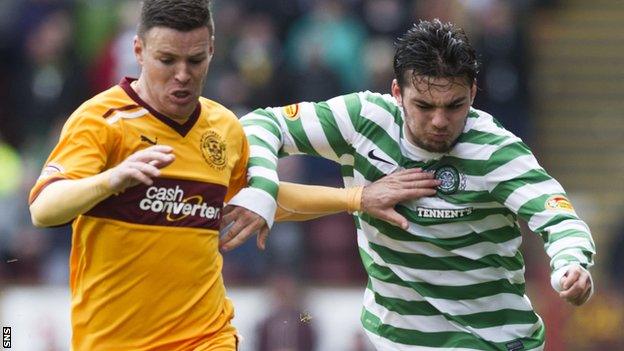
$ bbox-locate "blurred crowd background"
[1,0,623,350]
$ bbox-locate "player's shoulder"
[464,108,519,143]
[198,97,238,121]
[198,97,242,129]
[354,90,399,110]
[453,108,530,165]
[65,85,135,129]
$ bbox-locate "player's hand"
[361,168,440,230]
[219,205,270,251]
[107,145,175,192]
[559,266,592,306]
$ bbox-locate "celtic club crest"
[200,130,227,170]
[434,165,465,195]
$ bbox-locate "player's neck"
[131,79,191,125]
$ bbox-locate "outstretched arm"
[219,168,439,251]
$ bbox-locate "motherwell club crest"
[200,130,227,170]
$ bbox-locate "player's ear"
[470,80,477,105]
[134,35,144,66]
[391,79,403,106]
[208,35,215,58]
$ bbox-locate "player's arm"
[29,145,175,227]
[220,168,439,251]
[273,182,362,221]
[227,95,360,228]
[221,95,439,251]
[275,168,438,225]
[485,140,595,306]
[221,183,362,251]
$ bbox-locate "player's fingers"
[577,284,592,305]
[129,150,175,164]
[142,145,174,153]
[148,154,176,168]
[560,281,582,298]
[397,187,437,201]
[142,152,175,165]
[560,282,590,306]
[256,225,270,250]
[390,169,427,181]
[220,206,240,230]
[222,221,258,252]
[377,209,409,230]
[561,269,581,290]
[128,145,173,159]
[560,275,590,302]
[573,284,592,305]
[219,215,248,246]
[132,162,161,178]
[396,170,436,182]
[121,170,150,187]
[408,179,441,189]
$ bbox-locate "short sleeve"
[29,109,116,204]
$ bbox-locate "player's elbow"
[29,202,60,228]
[30,206,51,228]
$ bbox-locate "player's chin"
[164,99,197,117]
[424,140,452,153]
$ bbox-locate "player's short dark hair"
[138,0,214,38]
[393,19,479,88]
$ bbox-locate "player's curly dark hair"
[138,0,214,38]
[393,19,479,89]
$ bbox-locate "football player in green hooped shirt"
[224,19,595,350]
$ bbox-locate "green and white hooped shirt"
[230,91,595,351]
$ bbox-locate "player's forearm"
[30,171,115,227]
[275,182,362,222]
[542,219,595,295]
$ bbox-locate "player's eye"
[189,57,205,65]
[159,58,174,65]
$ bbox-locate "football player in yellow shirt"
[28,0,439,350]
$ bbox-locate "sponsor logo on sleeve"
[545,195,575,213]
[200,130,227,170]
[282,104,300,120]
[39,163,65,179]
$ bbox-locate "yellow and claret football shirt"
[29,78,248,350]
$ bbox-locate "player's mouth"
[170,90,194,105]
[428,133,450,142]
